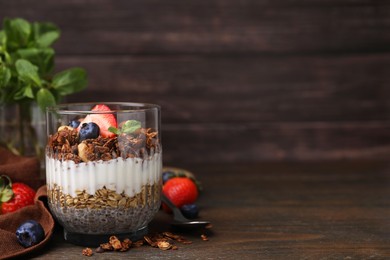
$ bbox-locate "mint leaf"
[13,86,26,100]
[17,48,54,75]
[122,120,141,134]
[24,85,34,98]
[0,30,6,50]
[36,88,55,111]
[15,59,42,87]
[0,66,11,88]
[108,126,121,135]
[32,22,60,47]
[36,31,59,48]
[52,68,87,95]
[3,18,31,51]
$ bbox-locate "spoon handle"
[161,194,188,222]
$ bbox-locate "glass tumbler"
[45,102,162,246]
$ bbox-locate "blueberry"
[162,171,175,184]
[180,204,199,219]
[68,120,81,128]
[16,220,45,248]
[79,122,100,141]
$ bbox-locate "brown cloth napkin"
[0,148,54,259]
[0,147,43,190]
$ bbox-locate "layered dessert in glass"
[45,103,162,246]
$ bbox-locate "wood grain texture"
[162,122,390,163]
[1,1,389,162]
[1,0,390,55]
[28,162,390,259]
[57,54,390,123]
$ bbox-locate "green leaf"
[121,120,141,134]
[3,18,31,51]
[15,59,42,86]
[0,187,13,202]
[32,22,60,47]
[16,47,54,75]
[24,85,34,98]
[13,86,26,100]
[0,66,11,88]
[108,126,121,135]
[0,30,6,50]
[0,176,14,203]
[36,88,56,111]
[52,68,87,95]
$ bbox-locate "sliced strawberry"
[79,104,117,138]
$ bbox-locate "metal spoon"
[161,194,211,229]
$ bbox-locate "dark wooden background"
[1,0,390,164]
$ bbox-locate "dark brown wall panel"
[58,54,390,123]
[1,0,389,162]
[1,1,390,54]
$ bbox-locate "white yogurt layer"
[46,153,162,198]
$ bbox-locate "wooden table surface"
[30,161,390,259]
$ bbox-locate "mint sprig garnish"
[108,120,141,135]
[0,17,88,111]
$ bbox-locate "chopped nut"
[82,247,93,257]
[144,235,157,247]
[120,241,131,252]
[58,125,74,132]
[162,232,180,240]
[201,234,209,241]
[157,241,172,250]
[78,142,90,162]
[109,236,122,250]
[123,238,132,246]
[132,240,144,247]
[100,242,113,251]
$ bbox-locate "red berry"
[163,177,198,211]
[1,182,36,214]
[79,104,117,138]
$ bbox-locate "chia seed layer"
[48,183,161,234]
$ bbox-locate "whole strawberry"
[163,177,198,211]
[0,176,36,214]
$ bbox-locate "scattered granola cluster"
[82,232,209,256]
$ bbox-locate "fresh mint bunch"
[0,18,87,110]
[109,120,141,135]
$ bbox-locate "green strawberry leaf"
[0,187,13,202]
[0,175,14,203]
